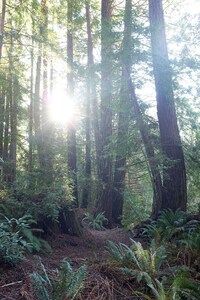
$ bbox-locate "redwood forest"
[0,0,200,299]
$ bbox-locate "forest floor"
[0,221,138,300]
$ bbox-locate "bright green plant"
[134,275,200,300]
[32,258,87,300]
[107,238,200,300]
[83,212,108,230]
[0,229,28,265]
[0,214,51,265]
[142,209,199,245]
[107,239,167,280]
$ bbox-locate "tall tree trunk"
[112,0,132,223]
[9,75,18,183]
[6,26,17,184]
[34,46,42,167]
[40,0,53,183]
[0,0,6,61]
[67,0,78,207]
[96,0,113,226]
[149,0,187,212]
[128,76,163,218]
[85,2,101,178]
[3,80,9,166]
[0,87,5,158]
[81,60,91,208]
[28,36,34,173]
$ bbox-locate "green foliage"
[0,214,51,266]
[1,171,74,230]
[32,258,87,300]
[107,239,167,280]
[122,188,152,229]
[134,275,200,300]
[178,227,200,267]
[107,238,200,300]
[142,209,199,245]
[83,212,107,230]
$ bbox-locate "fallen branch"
[0,280,22,288]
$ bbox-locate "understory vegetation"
[0,0,199,298]
[106,209,200,299]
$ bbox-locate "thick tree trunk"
[67,0,78,207]
[59,207,82,237]
[149,0,187,212]
[96,0,113,227]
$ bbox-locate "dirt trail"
[0,228,132,300]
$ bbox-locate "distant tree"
[81,1,93,208]
[67,0,78,207]
[0,0,6,61]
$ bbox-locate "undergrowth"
[106,209,200,299]
[31,258,87,300]
[0,214,51,265]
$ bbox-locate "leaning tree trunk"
[113,0,163,221]
[128,77,163,218]
[95,0,113,227]
[149,0,187,212]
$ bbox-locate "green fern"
[133,275,200,300]
[31,258,87,300]
[143,209,199,245]
[107,239,167,279]
[83,212,107,230]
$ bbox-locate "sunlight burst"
[49,89,76,124]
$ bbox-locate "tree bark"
[9,75,18,183]
[112,0,131,223]
[0,87,5,158]
[28,36,34,173]
[40,0,53,183]
[0,0,6,61]
[67,0,78,207]
[34,45,43,168]
[85,2,101,177]
[149,0,187,212]
[128,76,163,218]
[96,0,113,227]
